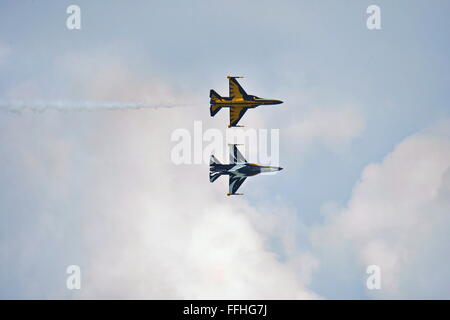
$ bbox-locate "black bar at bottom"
[0,300,447,318]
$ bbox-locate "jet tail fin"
[210,89,222,101]
[210,90,223,116]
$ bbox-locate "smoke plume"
[0,100,193,113]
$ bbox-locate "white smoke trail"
[0,100,195,113]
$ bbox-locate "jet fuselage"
[210,162,283,177]
[209,77,283,127]
[211,95,283,107]
[210,144,283,195]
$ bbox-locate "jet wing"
[230,144,247,164]
[229,77,248,100]
[229,106,248,127]
[229,175,247,195]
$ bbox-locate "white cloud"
[0,52,318,299]
[71,62,317,299]
[312,122,450,298]
[286,106,365,153]
[3,48,449,300]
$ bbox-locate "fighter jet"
[210,144,283,196]
[210,76,283,127]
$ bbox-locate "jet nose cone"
[278,167,283,171]
[275,100,283,105]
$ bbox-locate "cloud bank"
[312,121,450,298]
[1,45,449,299]
[0,51,318,299]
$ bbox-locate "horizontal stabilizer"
[210,105,222,117]
[210,172,221,183]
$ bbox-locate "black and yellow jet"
[209,76,283,127]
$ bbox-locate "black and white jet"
[210,144,283,196]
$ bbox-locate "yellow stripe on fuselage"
[212,98,275,106]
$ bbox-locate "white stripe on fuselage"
[228,164,246,177]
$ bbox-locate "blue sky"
[1,0,449,299]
